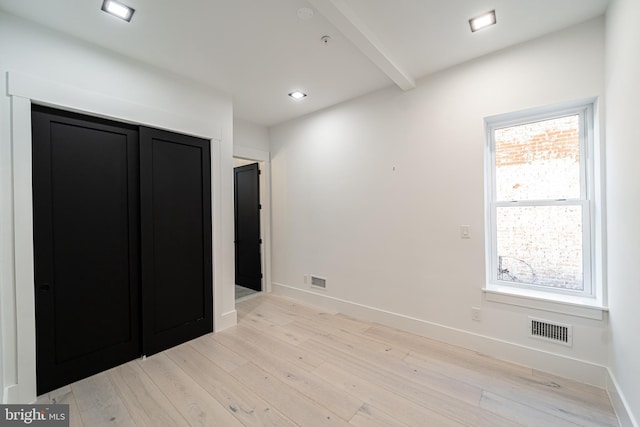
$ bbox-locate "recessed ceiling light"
[101,0,135,22]
[469,10,496,32]
[288,91,307,100]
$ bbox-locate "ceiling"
[0,0,609,126]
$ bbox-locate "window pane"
[495,115,580,201]
[496,205,583,291]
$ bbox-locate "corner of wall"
[605,0,640,424]
[607,368,639,427]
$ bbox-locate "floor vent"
[528,317,572,347]
[310,276,327,289]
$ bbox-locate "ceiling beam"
[309,0,416,91]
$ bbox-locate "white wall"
[234,118,270,153]
[0,12,236,403]
[270,18,610,385]
[605,0,640,424]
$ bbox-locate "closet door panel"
[140,127,212,356]
[32,105,141,394]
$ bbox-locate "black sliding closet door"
[32,106,141,395]
[33,106,213,394]
[140,127,213,356]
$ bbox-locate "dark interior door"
[140,127,213,356]
[234,163,262,291]
[32,105,141,395]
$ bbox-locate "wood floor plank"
[405,351,618,426]
[264,295,376,335]
[37,386,84,427]
[292,317,404,354]
[311,345,518,427]
[230,361,351,426]
[107,361,189,427]
[365,323,533,377]
[137,353,242,427]
[57,294,617,427]
[296,327,483,407]
[348,403,410,427]
[166,343,297,427]
[235,294,268,317]
[312,359,466,427]
[35,394,52,404]
[214,325,364,420]
[214,323,325,370]
[480,391,580,427]
[187,333,248,372]
[404,348,531,387]
[532,368,615,407]
[237,322,325,368]
[71,372,136,427]
[239,300,298,326]
[264,294,339,316]
[51,389,84,427]
[241,310,312,346]
[266,296,371,335]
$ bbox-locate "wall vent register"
[311,276,327,289]
[528,317,573,346]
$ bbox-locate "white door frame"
[233,146,272,295]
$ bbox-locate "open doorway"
[234,157,266,300]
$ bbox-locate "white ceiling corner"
[308,0,416,91]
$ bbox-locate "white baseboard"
[272,282,608,388]
[3,384,18,404]
[606,368,639,427]
[215,309,237,332]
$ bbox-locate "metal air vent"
[528,317,573,347]
[310,275,326,289]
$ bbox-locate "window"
[485,101,596,298]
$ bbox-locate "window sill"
[482,284,608,320]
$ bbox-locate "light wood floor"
[235,284,259,300]
[37,294,619,426]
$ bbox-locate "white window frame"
[485,100,596,300]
